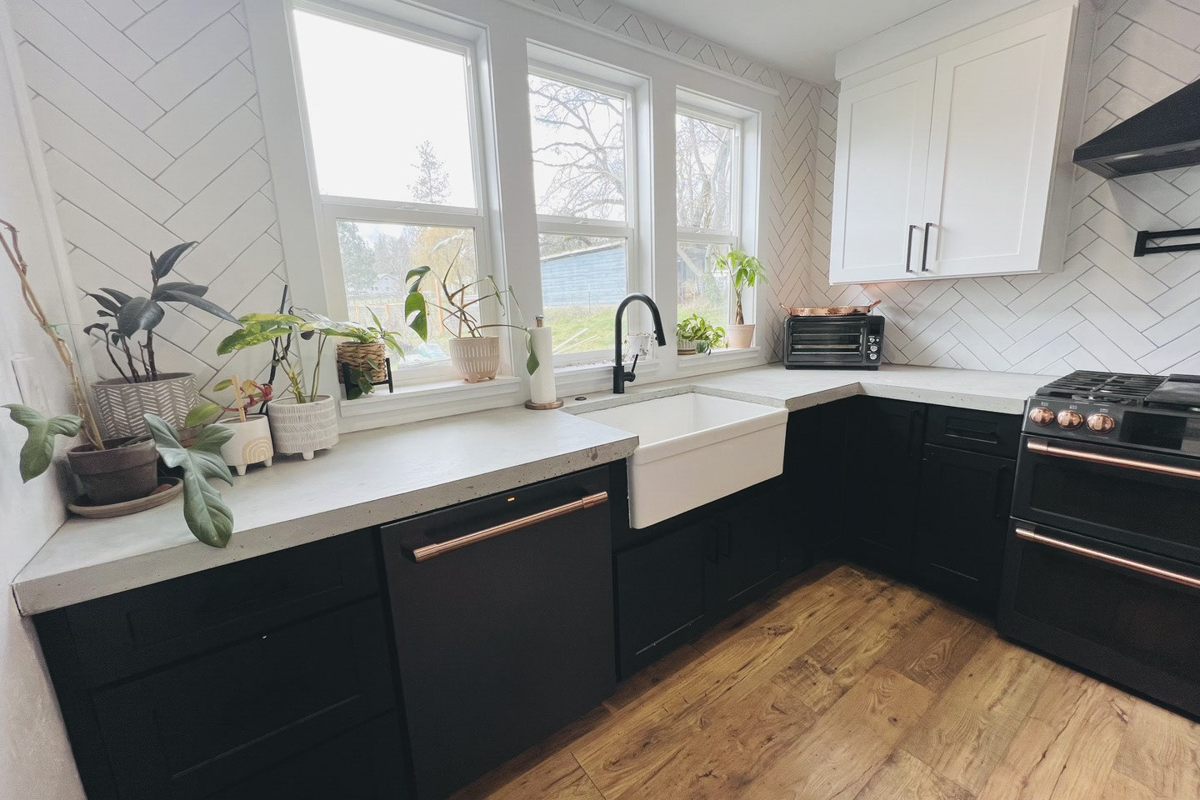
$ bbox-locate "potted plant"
[83,241,239,438]
[330,308,405,399]
[185,377,274,476]
[2,221,238,546]
[403,248,538,383]
[716,250,767,349]
[676,313,726,355]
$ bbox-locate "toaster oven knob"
[1057,409,1084,430]
[1028,406,1055,427]
[1086,413,1115,434]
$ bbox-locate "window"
[293,9,492,375]
[529,70,634,361]
[675,109,740,333]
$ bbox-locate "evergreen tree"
[410,140,451,205]
[338,222,377,297]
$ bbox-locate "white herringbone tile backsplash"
[806,0,1200,376]
[14,0,1200,382]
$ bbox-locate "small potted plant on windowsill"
[403,246,538,383]
[716,250,766,349]
[676,313,726,355]
[185,377,274,476]
[331,308,406,399]
[83,241,240,438]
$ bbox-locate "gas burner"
[1036,371,1167,405]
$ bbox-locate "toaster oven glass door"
[788,320,867,365]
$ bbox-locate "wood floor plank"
[1101,771,1170,800]
[1112,698,1200,799]
[975,666,1131,800]
[742,666,936,800]
[877,605,990,693]
[773,583,936,713]
[899,635,1055,794]
[852,749,973,800]
[451,749,606,800]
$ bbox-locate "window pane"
[529,75,626,222]
[294,12,476,206]
[677,242,731,331]
[338,220,479,366]
[539,234,627,355]
[676,113,735,230]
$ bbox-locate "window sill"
[554,360,660,395]
[678,346,762,369]
[338,375,521,419]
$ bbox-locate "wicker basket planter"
[336,341,388,384]
[447,336,500,383]
[267,396,338,460]
[91,372,200,438]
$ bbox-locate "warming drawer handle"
[1026,439,1200,481]
[407,492,609,563]
[1014,527,1200,590]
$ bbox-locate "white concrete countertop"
[13,364,1045,615]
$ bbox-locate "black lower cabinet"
[711,481,785,617]
[781,400,846,566]
[914,444,1015,612]
[381,467,616,800]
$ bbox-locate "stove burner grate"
[1037,371,1167,404]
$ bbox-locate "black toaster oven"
[782,315,884,369]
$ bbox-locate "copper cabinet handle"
[1014,527,1200,590]
[1026,439,1200,481]
[408,492,609,562]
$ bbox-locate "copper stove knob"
[1086,413,1115,434]
[1057,409,1084,429]
[1028,406,1055,426]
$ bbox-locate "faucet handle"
[626,353,639,383]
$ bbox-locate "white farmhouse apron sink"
[578,392,787,529]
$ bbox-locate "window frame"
[527,61,641,368]
[675,103,744,335]
[291,1,505,386]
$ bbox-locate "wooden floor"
[453,562,1200,800]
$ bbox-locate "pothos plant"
[676,313,726,353]
[715,250,767,326]
[403,245,539,374]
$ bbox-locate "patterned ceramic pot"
[218,414,274,476]
[447,336,500,383]
[91,372,200,438]
[726,324,755,349]
[267,396,338,460]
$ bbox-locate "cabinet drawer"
[66,530,378,685]
[925,405,1020,459]
[91,599,395,800]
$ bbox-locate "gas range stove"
[1024,370,1200,456]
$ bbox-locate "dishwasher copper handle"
[1026,439,1200,481]
[1014,527,1200,590]
[408,492,609,562]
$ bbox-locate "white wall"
[806,0,1200,375]
[0,4,86,797]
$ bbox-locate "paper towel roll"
[529,321,557,405]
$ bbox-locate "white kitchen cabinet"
[830,5,1080,284]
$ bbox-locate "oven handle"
[1026,439,1200,481]
[1015,527,1200,590]
[407,492,608,562]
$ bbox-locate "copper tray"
[780,300,881,317]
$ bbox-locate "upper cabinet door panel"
[830,60,936,284]
[921,8,1074,277]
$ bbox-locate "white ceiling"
[616,0,953,83]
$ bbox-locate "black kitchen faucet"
[612,293,666,394]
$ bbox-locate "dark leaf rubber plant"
[145,414,235,548]
[83,242,240,383]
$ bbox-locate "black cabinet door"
[781,401,847,567]
[847,397,925,574]
[615,520,710,679]
[711,482,784,617]
[914,444,1014,613]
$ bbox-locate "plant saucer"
[68,477,183,519]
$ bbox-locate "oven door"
[1012,435,1200,564]
[998,520,1200,718]
[787,319,866,365]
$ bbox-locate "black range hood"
[1074,79,1200,179]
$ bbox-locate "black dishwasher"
[380,467,616,800]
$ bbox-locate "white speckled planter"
[218,415,274,476]
[447,336,500,383]
[726,324,755,349]
[267,396,338,460]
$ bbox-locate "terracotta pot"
[267,396,338,460]
[726,324,755,349]
[336,341,388,384]
[91,372,200,438]
[447,336,500,383]
[218,415,274,476]
[67,437,159,506]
